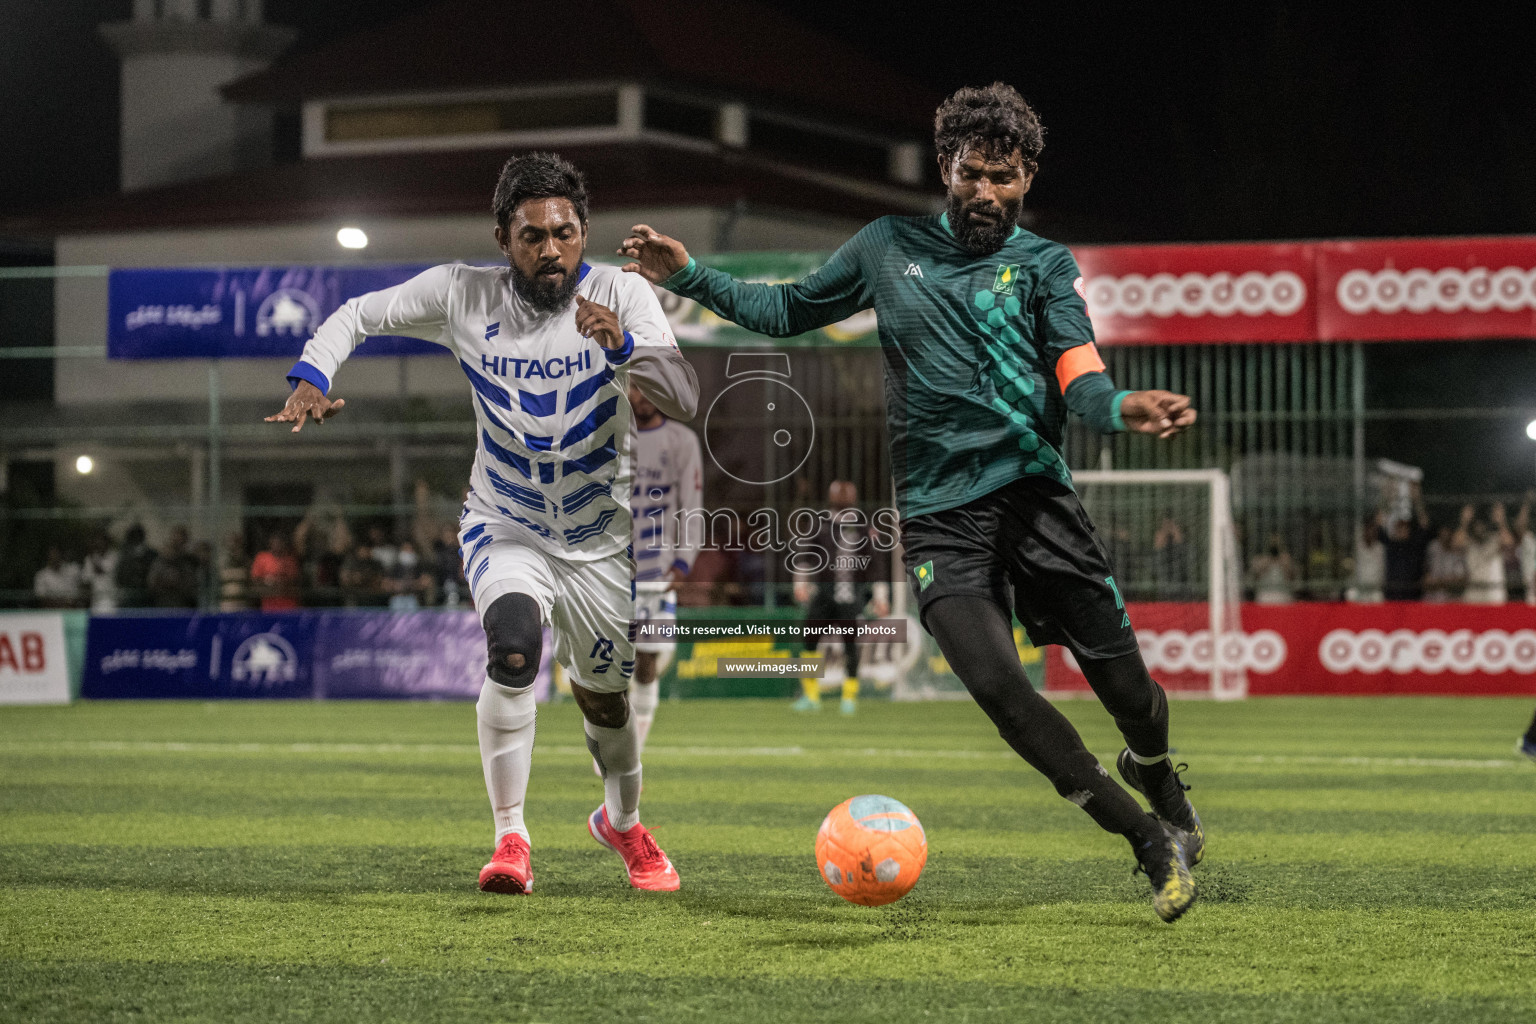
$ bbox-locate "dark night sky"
[3,1,1535,243]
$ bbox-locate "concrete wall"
[119,51,274,191]
[52,206,861,406]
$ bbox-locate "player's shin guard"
[585,717,642,832]
[476,678,537,843]
[630,680,659,752]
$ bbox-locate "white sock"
[476,677,536,844]
[585,716,642,832]
[630,680,660,753]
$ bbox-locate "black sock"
[1081,652,1172,778]
[925,596,1163,849]
[1525,707,1536,744]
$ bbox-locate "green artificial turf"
[3,696,1535,1023]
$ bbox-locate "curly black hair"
[933,83,1045,173]
[492,152,590,231]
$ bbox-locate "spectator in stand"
[340,543,388,607]
[33,546,82,608]
[430,525,466,607]
[1504,494,1532,604]
[1381,485,1432,601]
[113,523,156,609]
[80,532,118,612]
[1454,503,1515,605]
[1517,494,1535,606]
[367,524,399,575]
[294,503,353,605]
[146,526,201,608]
[219,532,251,611]
[1348,515,1385,603]
[412,478,461,561]
[1303,523,1340,601]
[387,539,431,610]
[1422,524,1467,602]
[194,539,216,609]
[249,532,301,611]
[1249,533,1298,604]
[1152,512,1190,600]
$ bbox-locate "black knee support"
[483,592,542,689]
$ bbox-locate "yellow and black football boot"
[1117,749,1204,866]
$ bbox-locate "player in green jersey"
[620,83,1201,922]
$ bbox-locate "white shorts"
[633,586,677,655]
[460,514,636,694]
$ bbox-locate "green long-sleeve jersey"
[662,212,1131,518]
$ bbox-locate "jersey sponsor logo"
[479,350,593,380]
[1084,271,1307,319]
[992,264,1020,295]
[1319,628,1536,675]
[1335,265,1536,315]
[904,263,924,277]
[914,560,935,591]
[484,322,500,340]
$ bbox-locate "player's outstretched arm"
[264,381,346,434]
[619,223,872,338]
[1120,390,1197,440]
[618,225,690,284]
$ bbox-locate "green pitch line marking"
[0,740,1524,769]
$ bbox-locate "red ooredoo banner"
[1072,243,1315,345]
[1067,236,1536,345]
[1315,237,1536,341]
[1046,601,1536,696]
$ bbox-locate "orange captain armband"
[1054,343,1107,391]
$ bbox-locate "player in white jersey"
[627,383,702,750]
[266,153,699,894]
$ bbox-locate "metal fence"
[4,263,1534,610]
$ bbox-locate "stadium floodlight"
[74,455,93,474]
[1526,418,1536,442]
[336,227,369,249]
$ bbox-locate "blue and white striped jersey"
[288,261,692,562]
[630,419,703,582]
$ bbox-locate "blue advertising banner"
[83,613,316,699]
[80,611,551,701]
[106,264,486,359]
[83,614,215,697]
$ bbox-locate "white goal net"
[1067,469,1247,700]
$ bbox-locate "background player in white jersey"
[265,153,699,894]
[627,383,702,751]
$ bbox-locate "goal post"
[840,468,1247,702]
[1070,468,1247,700]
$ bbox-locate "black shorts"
[900,475,1137,661]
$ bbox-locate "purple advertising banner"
[82,611,552,701]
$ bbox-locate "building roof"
[223,0,940,134]
[2,142,936,237]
